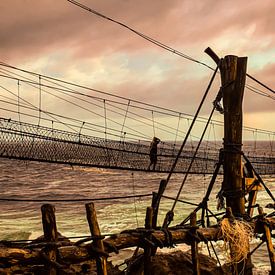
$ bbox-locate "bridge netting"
[0,117,274,174]
[0,63,274,174]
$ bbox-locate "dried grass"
[220,218,254,264]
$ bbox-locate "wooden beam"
[1,219,275,266]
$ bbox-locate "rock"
[126,250,224,275]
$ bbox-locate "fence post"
[41,204,58,275]
[144,206,153,275]
[190,211,200,275]
[85,202,107,275]
[258,207,275,273]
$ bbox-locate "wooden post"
[41,204,58,275]
[190,211,200,275]
[85,202,107,275]
[151,179,167,228]
[205,48,252,274]
[221,55,247,217]
[247,190,258,217]
[144,207,153,275]
[258,207,275,273]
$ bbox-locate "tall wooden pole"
[205,48,252,274]
[220,55,247,217]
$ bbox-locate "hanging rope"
[161,62,221,210]
[38,75,42,126]
[17,79,21,123]
[254,129,257,152]
[166,102,217,222]
[78,121,85,142]
[103,99,107,141]
[120,99,130,142]
[152,110,156,137]
[131,172,139,227]
[173,113,181,150]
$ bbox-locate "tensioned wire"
[0,67,216,139]
[0,68,225,151]
[0,71,273,155]
[67,0,275,97]
[0,64,273,137]
[0,70,154,141]
[0,69,190,140]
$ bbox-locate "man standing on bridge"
[148,137,160,171]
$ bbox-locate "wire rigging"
[67,0,275,99]
[0,64,273,137]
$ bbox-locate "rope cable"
[170,103,217,213]
[0,66,273,136]
[0,85,79,133]
[38,75,42,126]
[66,0,275,99]
[17,80,21,123]
[152,110,156,137]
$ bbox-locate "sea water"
[0,157,274,272]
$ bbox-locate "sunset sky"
[0,0,274,140]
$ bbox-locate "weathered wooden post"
[258,206,275,273]
[221,55,247,217]
[144,206,153,275]
[41,204,58,275]
[85,202,107,275]
[190,211,200,275]
[205,48,252,274]
[151,179,167,228]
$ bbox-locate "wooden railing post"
[85,202,107,275]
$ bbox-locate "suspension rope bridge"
[0,63,274,174]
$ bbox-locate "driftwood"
[1,218,274,267]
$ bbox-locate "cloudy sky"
[0,0,274,140]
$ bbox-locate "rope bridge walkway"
[1,117,274,174]
[0,63,274,174]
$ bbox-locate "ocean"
[0,156,274,272]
